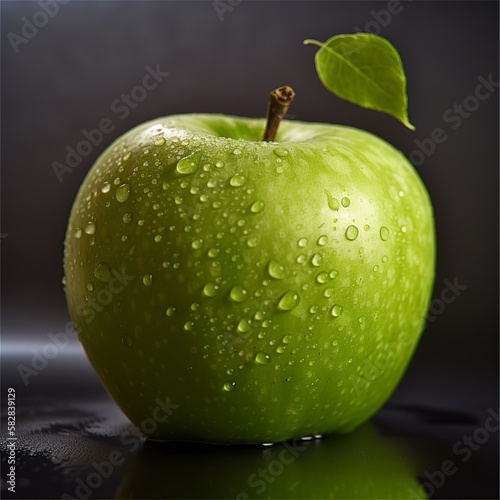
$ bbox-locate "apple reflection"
[116,423,427,499]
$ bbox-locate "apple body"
[64,114,435,444]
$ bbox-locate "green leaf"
[304,34,415,130]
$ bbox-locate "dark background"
[1,1,499,499]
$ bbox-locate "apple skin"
[64,114,435,444]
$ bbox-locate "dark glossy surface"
[1,1,498,499]
[1,346,498,499]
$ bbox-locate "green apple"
[64,33,436,444]
[64,111,435,444]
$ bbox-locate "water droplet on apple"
[74,228,82,239]
[324,288,334,298]
[86,282,94,292]
[142,274,153,286]
[122,212,133,224]
[373,265,379,272]
[208,248,219,258]
[328,197,340,211]
[276,345,286,354]
[177,152,200,174]
[316,272,328,283]
[282,335,291,344]
[247,238,257,248]
[116,183,131,203]
[317,235,328,246]
[122,335,133,347]
[254,352,271,364]
[123,152,131,161]
[311,253,323,267]
[345,225,359,241]
[296,254,306,264]
[202,282,219,297]
[268,259,285,279]
[230,174,246,187]
[230,285,247,303]
[184,321,194,331]
[380,226,389,241]
[154,234,162,243]
[298,237,308,248]
[273,147,288,157]
[233,148,242,155]
[85,222,96,235]
[101,182,111,193]
[382,255,388,263]
[223,381,236,391]
[277,290,300,311]
[166,307,176,317]
[250,200,265,213]
[364,225,370,231]
[341,197,350,207]
[254,311,264,321]
[329,269,338,279]
[191,239,203,249]
[94,262,112,282]
[332,340,338,347]
[215,160,224,168]
[237,319,251,334]
[401,225,407,233]
[331,304,343,317]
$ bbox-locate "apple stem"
[263,85,296,142]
